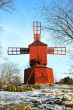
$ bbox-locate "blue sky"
[0,0,72,81]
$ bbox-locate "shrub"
[0,83,40,92]
[59,77,73,85]
[0,102,32,110]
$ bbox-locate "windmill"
[8,22,66,85]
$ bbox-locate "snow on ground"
[0,85,73,110]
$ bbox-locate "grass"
[0,83,40,92]
[0,102,31,110]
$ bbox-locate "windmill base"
[24,67,54,85]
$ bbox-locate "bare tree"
[0,0,14,29]
[40,0,73,44]
[39,0,73,75]
[0,45,2,54]
[0,45,3,60]
[0,62,21,85]
[0,0,14,59]
[0,0,14,12]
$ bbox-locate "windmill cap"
[29,40,47,46]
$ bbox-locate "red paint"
[8,22,66,85]
[29,44,47,66]
[24,67,54,85]
[34,34,40,41]
[24,22,66,85]
[24,22,55,85]
[33,22,41,41]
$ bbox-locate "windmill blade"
[47,47,66,55]
[8,47,29,55]
[33,22,41,41]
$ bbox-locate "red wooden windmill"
[8,22,66,85]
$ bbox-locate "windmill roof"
[29,40,47,46]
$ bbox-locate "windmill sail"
[8,47,29,55]
[47,47,66,55]
[33,22,41,41]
